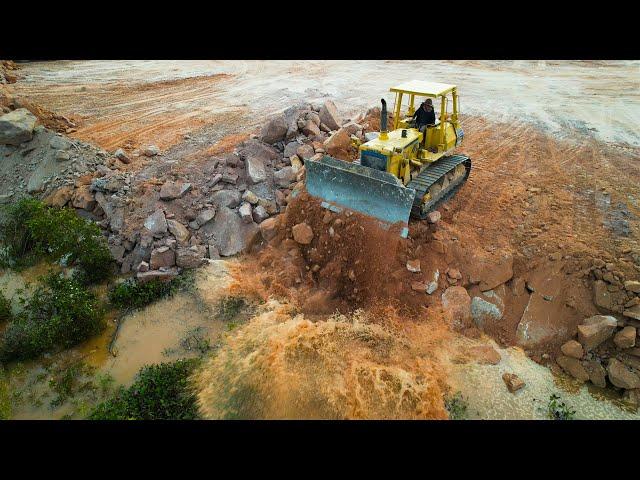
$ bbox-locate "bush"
[445,391,468,420]
[0,292,12,323]
[547,394,576,420]
[0,273,106,362]
[0,198,114,284]
[108,278,176,310]
[88,359,200,420]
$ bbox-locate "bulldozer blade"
[305,155,416,227]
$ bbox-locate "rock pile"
[555,314,640,405]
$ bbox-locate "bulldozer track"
[407,154,472,219]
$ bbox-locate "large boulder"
[593,280,615,311]
[607,358,640,389]
[614,326,636,349]
[211,190,242,209]
[577,315,617,351]
[516,293,574,349]
[176,246,207,269]
[150,246,176,270]
[318,100,341,130]
[195,208,216,227]
[159,181,191,200]
[166,219,190,244]
[201,206,260,257]
[323,128,351,158]
[583,359,607,388]
[471,296,502,329]
[259,114,287,144]
[71,185,96,211]
[274,166,296,188]
[259,216,279,241]
[136,267,179,284]
[246,156,267,184]
[556,355,590,382]
[441,286,472,330]
[0,108,37,145]
[502,373,525,393]
[471,253,513,292]
[560,340,584,359]
[143,209,168,236]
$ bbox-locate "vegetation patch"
[0,198,114,284]
[546,393,576,420]
[217,295,248,322]
[108,272,194,310]
[0,273,106,362]
[0,292,12,323]
[88,359,200,420]
[444,391,468,420]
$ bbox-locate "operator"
[412,98,436,132]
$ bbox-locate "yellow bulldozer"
[305,80,471,235]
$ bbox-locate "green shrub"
[0,292,12,323]
[0,273,106,362]
[0,198,114,284]
[217,296,247,321]
[547,394,576,420]
[88,359,200,420]
[445,391,468,420]
[108,278,175,310]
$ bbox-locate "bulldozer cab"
[389,80,461,152]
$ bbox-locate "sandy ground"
[12,60,640,151]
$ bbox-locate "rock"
[296,144,314,160]
[466,345,501,365]
[426,270,439,294]
[136,268,179,284]
[475,253,513,292]
[259,216,279,241]
[259,114,288,144]
[137,261,149,273]
[144,209,168,236]
[166,219,190,244]
[341,121,362,136]
[290,155,304,173]
[502,373,525,393]
[624,304,640,321]
[150,246,176,270]
[284,141,300,158]
[44,187,73,208]
[323,128,351,157]
[406,259,421,273]
[201,206,259,257]
[624,280,640,294]
[211,190,242,209]
[0,108,37,145]
[195,208,216,227]
[208,244,220,259]
[447,268,462,280]
[411,282,427,292]
[470,297,502,329]
[49,136,70,150]
[143,145,160,157]
[623,389,640,406]
[221,171,238,184]
[159,181,192,200]
[560,340,584,359]
[252,205,269,223]
[516,292,572,349]
[242,190,259,205]
[274,166,296,188]
[557,355,590,382]
[71,185,96,211]
[593,280,614,311]
[114,148,130,164]
[292,222,314,245]
[55,150,70,162]
[607,358,640,389]
[176,246,207,269]
[511,277,527,296]
[577,315,618,351]
[301,120,321,138]
[441,286,472,330]
[239,202,253,224]
[614,326,636,349]
[246,156,267,184]
[427,211,441,224]
[583,360,607,388]
[319,100,341,130]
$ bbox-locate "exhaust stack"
[380,98,388,140]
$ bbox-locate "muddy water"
[1,261,234,419]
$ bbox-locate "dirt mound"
[233,191,450,318]
[0,90,77,133]
[195,303,451,419]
